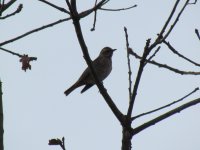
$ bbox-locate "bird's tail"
[64,83,79,96]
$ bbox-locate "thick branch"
[67,2,125,126]
[132,97,200,136]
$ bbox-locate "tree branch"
[161,0,190,42]
[132,97,200,136]
[0,17,70,46]
[127,39,151,118]
[90,0,98,31]
[195,29,200,40]
[124,27,132,102]
[38,0,70,14]
[66,1,125,126]
[164,40,200,67]
[132,87,199,120]
[100,4,137,11]
[0,4,22,19]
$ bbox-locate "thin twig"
[124,27,132,102]
[100,4,137,11]
[0,17,70,46]
[156,0,180,41]
[127,39,151,118]
[145,46,160,66]
[188,0,198,4]
[132,87,199,120]
[38,0,70,14]
[0,0,109,46]
[0,47,37,60]
[164,40,200,67]
[90,0,98,31]
[129,48,200,75]
[162,0,190,42]
[0,4,22,19]
[132,97,200,136]
[195,29,200,40]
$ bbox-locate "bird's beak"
[112,49,117,52]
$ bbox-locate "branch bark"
[132,97,200,136]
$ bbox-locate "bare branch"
[156,0,180,41]
[195,29,200,40]
[38,0,70,14]
[162,0,190,41]
[127,39,152,118]
[129,48,200,75]
[188,0,198,4]
[100,4,137,11]
[0,0,17,13]
[90,0,98,31]
[145,46,160,66]
[66,0,125,126]
[132,87,199,120]
[164,40,200,67]
[0,4,22,19]
[132,97,200,136]
[0,17,70,46]
[124,27,132,102]
[0,0,109,46]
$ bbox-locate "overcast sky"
[0,0,200,150]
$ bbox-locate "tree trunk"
[0,80,4,150]
[121,127,132,150]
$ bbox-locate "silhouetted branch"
[100,4,137,11]
[38,0,70,14]
[0,18,70,46]
[0,81,4,150]
[124,27,132,102]
[0,0,17,13]
[66,0,125,126]
[188,0,198,4]
[127,39,152,117]
[156,0,180,42]
[0,0,109,46]
[49,137,66,150]
[164,40,200,67]
[90,0,98,31]
[129,48,200,75]
[132,87,199,120]
[0,47,37,71]
[0,4,22,19]
[195,29,200,40]
[132,97,200,136]
[145,46,160,66]
[162,0,190,41]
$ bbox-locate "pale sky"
[0,0,200,150]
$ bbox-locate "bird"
[64,47,116,96]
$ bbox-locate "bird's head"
[99,47,117,58]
